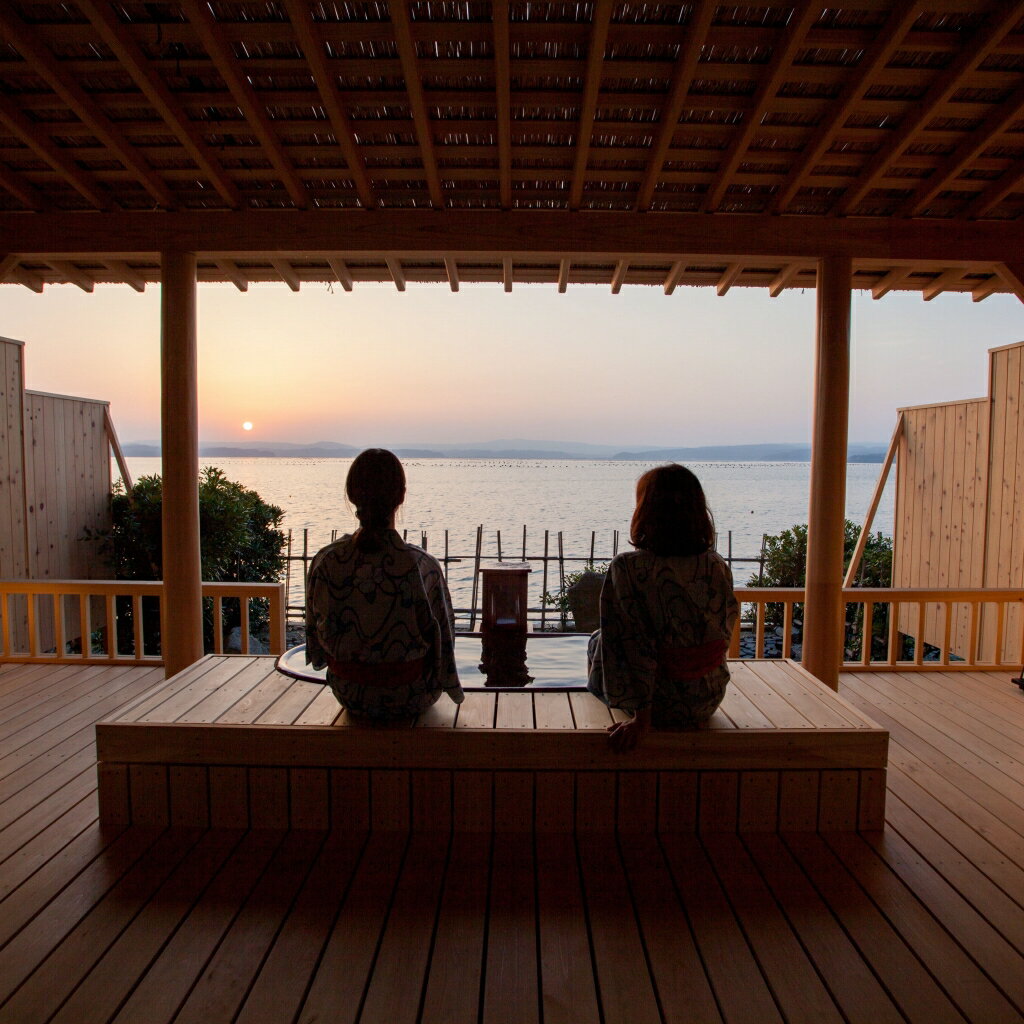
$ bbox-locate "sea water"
[120,456,894,627]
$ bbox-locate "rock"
[226,626,268,655]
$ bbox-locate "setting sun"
[242,421,253,431]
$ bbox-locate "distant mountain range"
[122,438,888,462]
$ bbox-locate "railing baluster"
[970,601,980,665]
[995,600,1006,667]
[133,594,143,658]
[755,601,766,658]
[914,602,924,666]
[1,590,10,657]
[269,586,285,655]
[105,593,116,660]
[240,599,250,654]
[887,600,898,666]
[81,594,91,659]
[782,601,793,659]
[862,602,873,666]
[940,601,952,667]
[53,592,64,659]
[213,597,224,654]
[27,594,38,657]
[729,612,741,658]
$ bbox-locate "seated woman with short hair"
[305,448,463,719]
[588,464,738,751]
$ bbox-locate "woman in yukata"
[305,448,463,719]
[588,464,739,751]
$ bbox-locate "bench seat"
[96,655,887,833]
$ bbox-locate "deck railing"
[733,586,1024,671]
[0,580,286,665]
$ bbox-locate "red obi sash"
[326,655,426,688]
[657,638,728,681]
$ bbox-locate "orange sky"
[4,281,1022,447]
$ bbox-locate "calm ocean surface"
[121,457,894,618]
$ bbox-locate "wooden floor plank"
[116,658,228,722]
[174,657,279,723]
[783,832,970,1024]
[617,833,722,1024]
[233,831,369,1024]
[703,834,845,1024]
[535,832,601,1024]
[482,831,539,1024]
[359,831,451,1024]
[659,833,784,1024]
[110,829,287,1024]
[47,829,246,1024]
[455,691,496,729]
[420,831,491,1024]
[295,831,409,1024]
[568,691,613,729]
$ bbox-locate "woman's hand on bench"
[607,708,651,752]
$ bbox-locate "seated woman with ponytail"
[305,449,463,719]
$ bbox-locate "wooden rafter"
[177,0,309,208]
[839,1,1024,215]
[105,261,146,292]
[13,269,44,292]
[611,260,629,294]
[569,0,614,210]
[664,261,686,295]
[716,262,744,296]
[389,0,444,208]
[444,257,460,292]
[996,262,1024,303]
[972,274,1003,302]
[0,8,172,210]
[871,266,914,299]
[0,254,17,281]
[215,260,249,292]
[704,1,821,213]
[962,160,1024,219]
[271,259,301,291]
[558,259,570,293]
[774,1,925,214]
[493,0,512,209]
[328,259,353,292]
[386,258,407,291]
[77,0,242,210]
[905,80,1024,216]
[50,260,93,292]
[768,262,808,297]
[0,93,110,210]
[503,256,513,293]
[922,267,966,300]
[636,0,714,211]
[0,165,48,212]
[281,0,374,209]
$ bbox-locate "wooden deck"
[95,656,887,833]
[1,659,1023,1022]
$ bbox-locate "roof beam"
[839,1,1024,215]
[962,158,1024,219]
[503,256,513,293]
[386,258,407,292]
[871,266,914,299]
[444,257,460,292]
[922,267,966,300]
[996,262,1024,304]
[493,0,513,209]
[558,259,570,293]
[13,269,44,293]
[904,80,1024,216]
[769,262,810,296]
[271,259,301,291]
[569,0,614,210]
[77,0,242,210]
[177,0,308,208]
[281,0,374,209]
[328,258,353,292]
[389,0,444,208]
[636,0,715,211]
[105,260,147,292]
[0,93,110,210]
[0,8,172,210]
[704,1,821,212]
[0,254,18,281]
[972,274,1003,302]
[50,260,94,292]
[0,165,48,212]
[215,260,249,292]
[774,1,925,214]
[664,260,686,294]
[716,262,744,296]
[611,259,629,294]
[3,211,1022,266]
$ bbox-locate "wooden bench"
[96,655,888,833]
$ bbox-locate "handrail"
[0,579,286,665]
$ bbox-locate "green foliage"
[542,562,609,613]
[749,520,894,659]
[95,467,286,652]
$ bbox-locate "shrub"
[96,467,286,653]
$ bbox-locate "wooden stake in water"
[540,529,549,631]
[469,524,483,630]
[558,530,566,630]
[496,529,503,562]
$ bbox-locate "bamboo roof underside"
[1,1,1023,298]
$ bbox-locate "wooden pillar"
[160,251,203,677]
[802,255,852,690]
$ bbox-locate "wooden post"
[803,255,852,690]
[160,250,203,677]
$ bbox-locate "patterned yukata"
[587,549,739,727]
[305,530,463,718]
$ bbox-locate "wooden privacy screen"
[0,336,112,654]
[894,341,1024,663]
